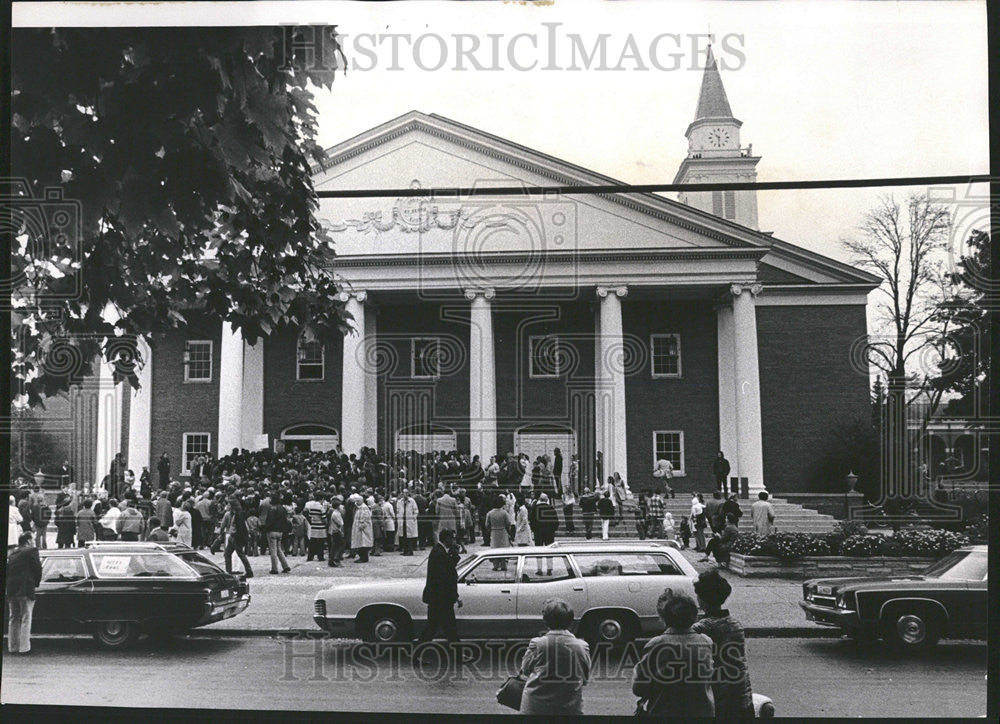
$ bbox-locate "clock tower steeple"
[673,45,761,229]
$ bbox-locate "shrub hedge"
[729,527,970,561]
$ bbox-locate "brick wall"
[493,299,596,461]
[148,315,222,479]
[376,301,471,452]
[623,300,719,492]
[263,324,343,443]
[730,553,937,579]
[756,305,870,493]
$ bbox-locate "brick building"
[89,49,879,494]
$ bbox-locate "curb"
[193,626,837,639]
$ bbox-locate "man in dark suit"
[157,453,171,490]
[6,532,43,654]
[416,529,461,644]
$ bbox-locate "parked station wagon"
[29,542,251,648]
[314,543,697,645]
[799,545,987,652]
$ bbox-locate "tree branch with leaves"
[10,26,350,408]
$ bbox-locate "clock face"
[708,128,731,147]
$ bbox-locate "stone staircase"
[557,496,837,537]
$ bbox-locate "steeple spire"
[694,45,735,121]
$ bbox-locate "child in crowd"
[245,510,261,557]
[634,493,648,540]
[290,506,307,556]
[679,516,691,549]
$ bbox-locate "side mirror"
[465,576,477,585]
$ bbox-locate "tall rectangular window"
[184,341,213,382]
[712,190,723,216]
[411,337,441,379]
[724,190,736,220]
[296,337,324,380]
[650,334,682,377]
[182,433,211,473]
[653,431,684,475]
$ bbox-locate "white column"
[241,339,265,450]
[95,356,123,490]
[731,283,766,493]
[95,303,124,490]
[596,285,629,487]
[363,305,378,449]
[217,322,245,457]
[716,303,739,472]
[340,291,368,454]
[466,288,497,461]
[126,336,153,475]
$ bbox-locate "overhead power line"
[315,174,994,199]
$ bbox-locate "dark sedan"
[799,545,987,652]
[29,541,250,647]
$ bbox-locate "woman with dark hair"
[632,590,715,718]
[692,569,754,720]
[517,598,591,716]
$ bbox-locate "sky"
[13,0,992,265]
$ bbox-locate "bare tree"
[842,194,952,506]
[842,194,952,417]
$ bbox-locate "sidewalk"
[194,539,823,638]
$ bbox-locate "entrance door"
[515,432,575,462]
[396,432,457,453]
[278,425,340,453]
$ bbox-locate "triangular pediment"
[312,111,880,288]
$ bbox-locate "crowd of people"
[8,445,777,574]
[7,445,647,572]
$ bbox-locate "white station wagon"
[313,543,698,645]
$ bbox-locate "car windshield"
[179,551,226,575]
[922,550,987,580]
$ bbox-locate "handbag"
[496,674,526,710]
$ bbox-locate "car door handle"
[572,586,584,592]
[500,589,511,594]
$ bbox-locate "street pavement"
[193,540,811,635]
[0,635,987,717]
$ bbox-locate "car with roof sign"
[27,541,250,647]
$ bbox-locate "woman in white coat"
[8,496,24,548]
[174,502,193,547]
[663,511,676,542]
[351,500,373,562]
[395,492,419,556]
[518,455,533,492]
[514,498,532,546]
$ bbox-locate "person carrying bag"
[496,674,527,711]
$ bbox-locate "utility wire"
[315,174,994,199]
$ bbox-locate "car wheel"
[361,610,410,643]
[883,610,940,653]
[94,620,139,649]
[585,613,635,648]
